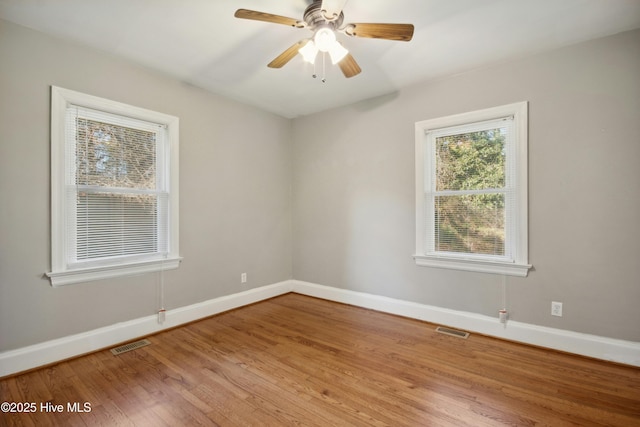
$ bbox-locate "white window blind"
[65,106,168,266]
[426,117,515,261]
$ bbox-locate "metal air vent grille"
[435,326,470,339]
[110,339,151,355]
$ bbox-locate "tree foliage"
[74,118,158,208]
[75,118,156,190]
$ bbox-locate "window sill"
[46,257,182,287]
[413,254,531,277]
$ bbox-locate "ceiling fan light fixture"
[299,40,319,64]
[314,27,336,52]
[235,0,415,79]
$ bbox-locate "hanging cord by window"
[157,253,167,324]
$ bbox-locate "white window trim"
[47,86,181,286]
[414,102,531,277]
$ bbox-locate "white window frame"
[47,86,181,286]
[414,102,531,277]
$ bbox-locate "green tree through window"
[434,128,506,256]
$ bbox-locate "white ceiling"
[2,0,640,118]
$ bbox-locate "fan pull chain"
[312,56,317,79]
[311,53,328,83]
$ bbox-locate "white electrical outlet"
[241,273,247,284]
[551,301,563,317]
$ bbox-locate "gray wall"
[1,18,639,354]
[292,29,640,342]
[0,20,292,352]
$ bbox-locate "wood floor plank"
[1,293,639,426]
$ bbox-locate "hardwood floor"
[1,293,639,426]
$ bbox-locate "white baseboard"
[290,280,640,367]
[2,279,638,377]
[0,281,293,377]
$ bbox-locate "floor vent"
[110,339,151,355]
[435,326,470,339]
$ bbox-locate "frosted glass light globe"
[314,28,336,52]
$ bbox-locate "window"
[414,102,530,276]
[47,87,180,286]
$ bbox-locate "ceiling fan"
[234,0,414,79]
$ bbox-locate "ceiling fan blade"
[321,0,348,21]
[234,9,304,28]
[268,40,307,68]
[345,23,414,41]
[338,53,361,78]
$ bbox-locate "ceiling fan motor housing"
[304,0,344,31]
